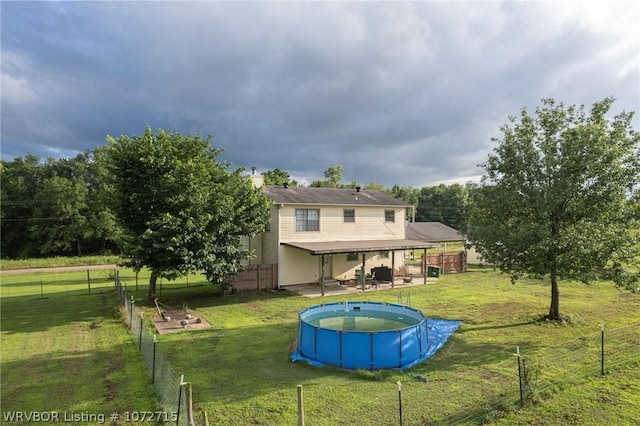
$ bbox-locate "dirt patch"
[103,379,117,403]
[153,310,212,335]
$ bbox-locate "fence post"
[87,269,91,294]
[600,324,605,376]
[516,346,523,406]
[187,382,195,426]
[40,279,44,299]
[177,374,185,425]
[152,334,157,384]
[297,384,305,426]
[136,271,139,291]
[396,380,403,426]
[129,296,134,329]
[139,312,144,351]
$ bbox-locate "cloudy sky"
[2,1,638,187]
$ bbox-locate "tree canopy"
[107,127,271,299]
[416,183,474,231]
[0,151,120,258]
[469,97,640,320]
[310,164,344,187]
[262,168,298,186]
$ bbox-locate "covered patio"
[281,239,437,296]
[285,270,433,298]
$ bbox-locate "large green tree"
[262,168,298,186]
[469,98,640,320]
[31,176,90,256]
[0,154,44,258]
[416,183,472,230]
[107,127,271,299]
[310,164,344,187]
[390,185,420,221]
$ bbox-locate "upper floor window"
[379,250,389,259]
[346,252,359,261]
[343,209,355,223]
[296,209,319,232]
[384,209,395,222]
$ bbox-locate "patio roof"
[281,239,437,255]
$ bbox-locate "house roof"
[281,239,436,255]
[262,186,408,207]
[405,222,465,242]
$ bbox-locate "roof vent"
[355,186,361,192]
[251,166,257,175]
[283,182,289,188]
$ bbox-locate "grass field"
[1,266,639,425]
[128,269,639,425]
[0,277,158,423]
[0,255,121,270]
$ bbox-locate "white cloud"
[1,1,638,185]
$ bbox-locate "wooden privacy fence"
[421,251,467,274]
[227,264,278,291]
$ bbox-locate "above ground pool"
[292,301,461,370]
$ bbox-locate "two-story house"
[246,175,434,292]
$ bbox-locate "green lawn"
[129,269,639,425]
[0,286,158,422]
[1,267,639,425]
[0,255,121,270]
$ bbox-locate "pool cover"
[292,317,461,370]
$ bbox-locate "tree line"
[1,152,476,260]
[1,149,120,259]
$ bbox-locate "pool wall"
[293,301,458,370]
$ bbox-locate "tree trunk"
[548,268,560,320]
[148,271,158,301]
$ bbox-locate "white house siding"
[277,205,406,286]
[278,205,405,242]
[260,206,280,265]
[278,246,319,285]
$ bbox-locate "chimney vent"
[251,166,257,175]
[283,182,289,188]
[355,186,361,192]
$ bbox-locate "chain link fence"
[116,275,202,426]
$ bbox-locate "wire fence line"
[116,276,203,426]
[0,268,117,299]
[444,321,640,425]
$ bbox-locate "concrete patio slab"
[285,276,434,298]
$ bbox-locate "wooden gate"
[421,251,467,275]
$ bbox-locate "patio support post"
[319,255,325,296]
[391,251,395,289]
[423,248,427,284]
[361,253,366,291]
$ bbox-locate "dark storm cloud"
[2,1,638,187]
